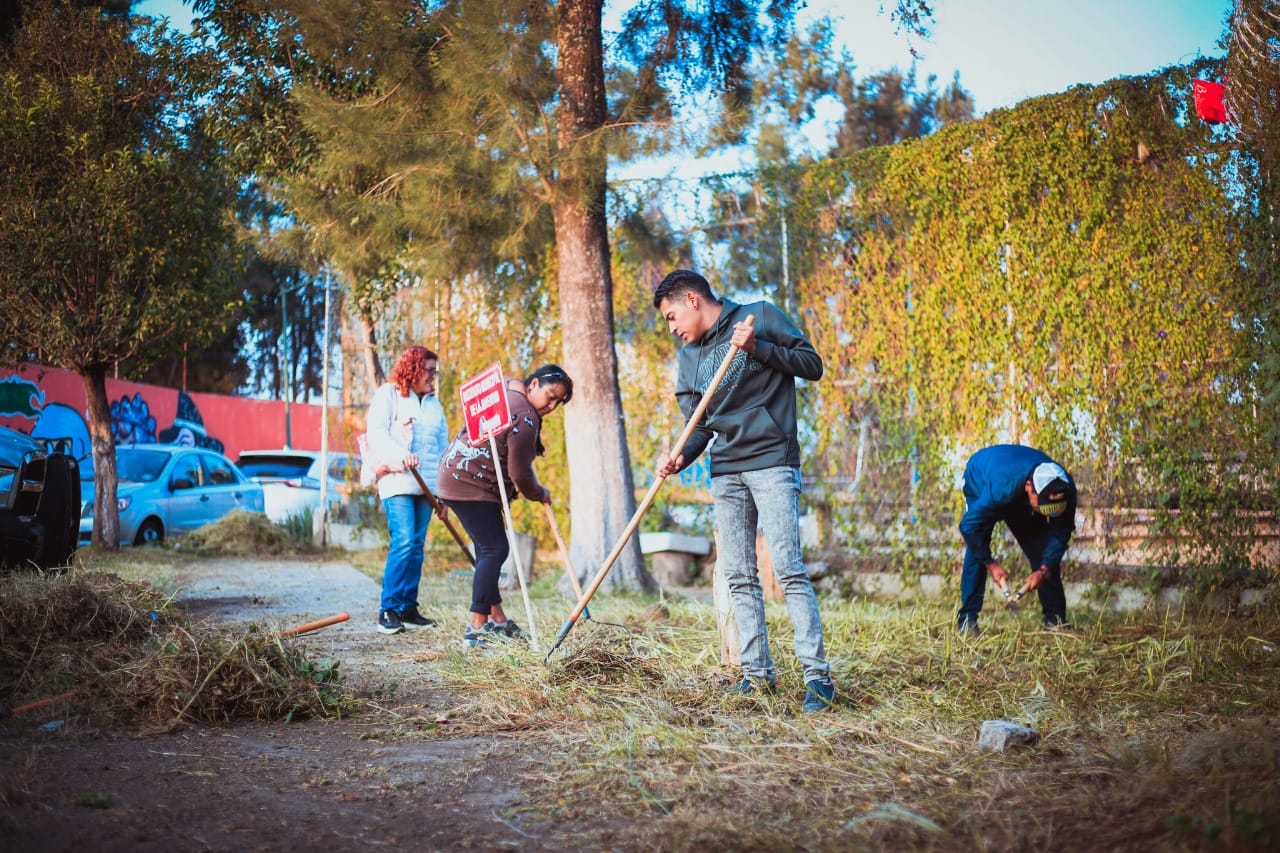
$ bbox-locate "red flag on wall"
[1193,79,1227,124]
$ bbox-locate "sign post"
[458,364,540,649]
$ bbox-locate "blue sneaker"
[729,676,778,696]
[463,624,492,648]
[802,677,836,713]
[486,619,530,642]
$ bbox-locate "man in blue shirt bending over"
[957,444,1077,635]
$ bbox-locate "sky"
[805,0,1231,117]
[135,0,1234,181]
[138,0,1233,117]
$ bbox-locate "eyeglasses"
[424,366,439,377]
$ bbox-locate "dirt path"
[0,558,614,852]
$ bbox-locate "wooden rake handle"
[409,466,476,566]
[544,502,586,600]
[545,315,755,660]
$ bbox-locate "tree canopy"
[0,1,241,546]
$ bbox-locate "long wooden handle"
[277,613,350,637]
[6,690,76,717]
[409,466,476,566]
[565,315,754,623]
[544,502,586,599]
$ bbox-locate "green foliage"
[278,507,315,546]
[0,4,241,375]
[774,62,1276,586]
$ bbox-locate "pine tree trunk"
[81,365,120,550]
[356,306,385,388]
[555,0,654,592]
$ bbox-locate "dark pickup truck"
[0,425,80,569]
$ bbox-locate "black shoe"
[377,609,404,635]
[1042,617,1073,633]
[399,606,437,628]
[463,624,492,648]
[957,618,981,637]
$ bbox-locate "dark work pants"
[443,499,509,617]
[959,511,1067,626]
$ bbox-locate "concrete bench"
[639,532,712,586]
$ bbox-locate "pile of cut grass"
[178,509,314,557]
[0,569,351,727]
[426,587,1280,851]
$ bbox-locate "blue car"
[79,445,265,546]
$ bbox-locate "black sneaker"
[1042,618,1073,633]
[377,609,404,635]
[957,618,981,637]
[486,619,529,641]
[729,676,779,696]
[802,677,836,713]
[399,606,437,628]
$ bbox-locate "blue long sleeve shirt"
[959,444,1077,570]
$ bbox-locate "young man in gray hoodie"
[653,269,836,713]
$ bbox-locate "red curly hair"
[388,346,438,396]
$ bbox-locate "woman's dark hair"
[525,364,573,404]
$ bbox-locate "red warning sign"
[459,362,512,447]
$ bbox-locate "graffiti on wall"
[1,374,92,458]
[107,390,224,453]
[0,364,330,461]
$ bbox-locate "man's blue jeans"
[381,493,433,612]
[712,465,830,684]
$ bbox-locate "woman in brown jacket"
[436,365,573,647]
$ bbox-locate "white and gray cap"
[1031,462,1070,516]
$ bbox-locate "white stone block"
[638,531,712,556]
[977,720,1041,752]
[498,531,537,590]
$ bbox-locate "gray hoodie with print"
[672,298,822,476]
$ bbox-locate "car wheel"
[134,518,164,547]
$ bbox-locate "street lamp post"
[314,269,332,548]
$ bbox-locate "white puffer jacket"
[365,382,449,500]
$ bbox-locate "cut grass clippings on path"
[36,541,1280,850]
[399,560,1280,852]
[0,568,353,728]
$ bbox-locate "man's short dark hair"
[653,269,717,310]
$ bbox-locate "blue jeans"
[958,511,1068,626]
[712,466,829,683]
[442,499,509,616]
[380,494,434,612]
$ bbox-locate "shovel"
[545,502,589,619]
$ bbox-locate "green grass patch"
[393,569,1280,850]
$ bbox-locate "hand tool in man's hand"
[1009,566,1050,606]
[544,315,756,662]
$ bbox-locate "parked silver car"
[236,449,360,523]
[79,445,265,546]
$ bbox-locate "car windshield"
[237,455,313,480]
[116,449,170,483]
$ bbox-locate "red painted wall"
[0,362,356,462]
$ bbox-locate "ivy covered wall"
[660,62,1276,585]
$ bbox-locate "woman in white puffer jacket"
[365,345,449,635]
